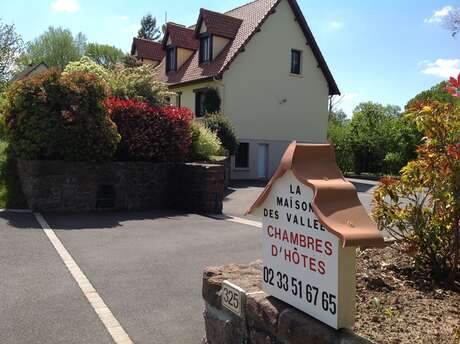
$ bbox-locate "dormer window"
[166,46,177,72]
[199,34,212,63]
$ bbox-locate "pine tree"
[137,14,161,41]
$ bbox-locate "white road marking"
[33,212,133,344]
[0,208,32,213]
[210,214,262,229]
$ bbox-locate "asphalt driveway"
[0,210,260,344]
[0,178,379,344]
[0,212,113,344]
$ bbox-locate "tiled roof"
[11,62,48,82]
[196,9,243,39]
[157,0,339,95]
[131,38,165,61]
[162,23,199,51]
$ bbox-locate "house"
[131,38,165,67]
[131,0,340,180]
[11,62,48,82]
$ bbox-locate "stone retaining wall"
[18,160,224,213]
[202,261,374,344]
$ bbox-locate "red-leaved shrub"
[104,97,193,162]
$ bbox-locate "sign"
[221,280,245,316]
[260,170,355,329]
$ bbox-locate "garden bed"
[355,243,460,344]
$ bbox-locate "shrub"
[203,112,239,155]
[105,97,192,162]
[202,88,221,114]
[109,64,171,107]
[4,69,120,161]
[373,75,460,280]
[189,122,222,161]
[63,56,111,83]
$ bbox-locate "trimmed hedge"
[105,97,193,162]
[4,69,120,161]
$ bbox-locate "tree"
[373,74,460,281]
[122,54,143,68]
[19,27,86,70]
[329,109,348,125]
[443,7,460,37]
[0,20,23,84]
[85,43,124,68]
[137,14,161,41]
[348,102,402,174]
[406,81,460,109]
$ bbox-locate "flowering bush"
[373,74,460,280]
[105,97,192,161]
[4,69,120,161]
[188,122,223,161]
[63,56,111,83]
[109,64,172,107]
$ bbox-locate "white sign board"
[260,171,356,329]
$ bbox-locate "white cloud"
[118,15,129,21]
[421,59,460,78]
[424,5,452,23]
[328,21,344,30]
[51,0,80,13]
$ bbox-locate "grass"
[0,139,27,209]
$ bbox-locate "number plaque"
[221,280,245,317]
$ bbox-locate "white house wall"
[221,0,330,179]
[223,0,329,143]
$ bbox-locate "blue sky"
[1,0,459,115]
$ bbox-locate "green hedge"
[203,112,239,155]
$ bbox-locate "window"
[291,49,302,75]
[166,46,177,72]
[199,35,212,63]
[195,90,206,117]
[235,143,249,169]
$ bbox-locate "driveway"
[0,178,380,344]
[0,212,113,344]
[1,210,260,344]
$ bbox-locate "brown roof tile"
[162,23,199,51]
[131,38,165,61]
[247,141,385,248]
[196,9,243,39]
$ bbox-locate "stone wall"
[17,160,224,214]
[202,261,374,344]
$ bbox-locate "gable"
[158,0,339,95]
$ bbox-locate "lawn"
[0,139,27,209]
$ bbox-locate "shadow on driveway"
[42,210,194,230]
[0,211,38,229]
